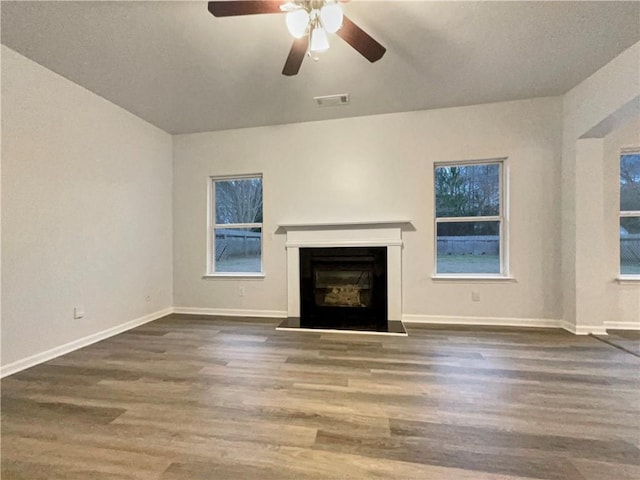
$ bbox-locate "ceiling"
[2,1,639,134]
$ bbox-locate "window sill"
[431,274,516,283]
[616,276,640,284]
[203,272,265,279]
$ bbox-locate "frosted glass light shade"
[310,26,330,52]
[286,9,309,38]
[320,4,343,33]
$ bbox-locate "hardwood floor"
[2,314,639,479]
[593,330,640,357]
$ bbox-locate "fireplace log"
[323,285,362,306]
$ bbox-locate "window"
[620,150,640,277]
[208,175,263,275]
[434,160,507,276]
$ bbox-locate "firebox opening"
[299,247,388,332]
[315,266,373,307]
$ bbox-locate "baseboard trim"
[402,315,612,336]
[558,320,608,336]
[0,307,174,379]
[402,314,562,330]
[604,321,640,331]
[172,307,288,319]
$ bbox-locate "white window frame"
[432,158,511,280]
[619,148,640,281]
[205,174,264,278]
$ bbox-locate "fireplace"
[276,221,408,335]
[300,247,387,331]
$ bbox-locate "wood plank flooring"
[593,331,640,357]
[2,314,639,479]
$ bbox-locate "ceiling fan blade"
[336,15,386,63]
[208,1,283,17]
[282,36,308,76]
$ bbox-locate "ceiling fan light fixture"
[320,3,343,34]
[310,26,330,52]
[207,0,387,76]
[285,9,309,38]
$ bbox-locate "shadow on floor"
[593,330,640,357]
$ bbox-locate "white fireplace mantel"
[280,221,408,321]
[278,219,412,230]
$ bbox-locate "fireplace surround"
[276,221,409,335]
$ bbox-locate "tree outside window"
[434,161,506,275]
[209,176,263,274]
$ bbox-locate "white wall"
[3,37,635,375]
[563,42,640,142]
[561,41,640,332]
[173,97,563,324]
[1,46,173,371]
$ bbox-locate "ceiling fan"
[207,0,386,76]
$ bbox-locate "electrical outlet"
[471,291,480,302]
[145,295,151,303]
[239,286,245,297]
[74,306,85,319]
